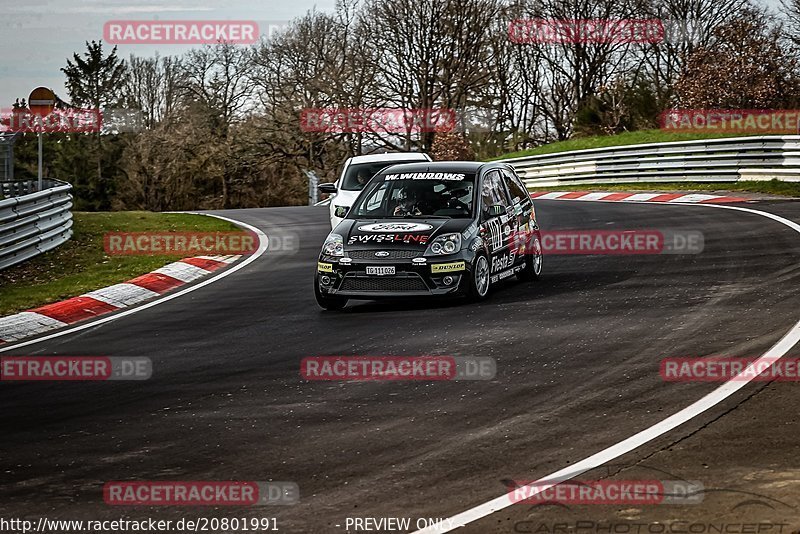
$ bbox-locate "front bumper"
[317,251,475,299]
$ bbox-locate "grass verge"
[490,130,754,160]
[0,211,239,316]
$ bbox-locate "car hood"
[337,218,472,250]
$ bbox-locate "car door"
[479,170,519,281]
[501,167,535,263]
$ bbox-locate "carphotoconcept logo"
[509,19,664,44]
[1,357,151,381]
[104,232,258,256]
[103,481,298,506]
[300,356,496,381]
[104,20,259,44]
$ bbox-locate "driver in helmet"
[393,182,424,216]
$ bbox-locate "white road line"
[0,214,268,353]
[412,202,800,534]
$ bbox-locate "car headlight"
[322,233,344,257]
[425,233,462,256]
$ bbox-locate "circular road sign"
[28,87,56,117]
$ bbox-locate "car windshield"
[341,160,424,191]
[349,171,476,219]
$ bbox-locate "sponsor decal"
[358,223,433,233]
[384,172,466,181]
[347,234,430,245]
[431,261,465,274]
[300,356,496,381]
[483,218,505,252]
[491,265,522,283]
[103,481,298,506]
[317,262,333,273]
[491,251,516,274]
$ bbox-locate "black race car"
[314,161,543,310]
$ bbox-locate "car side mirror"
[318,183,337,194]
[488,205,505,217]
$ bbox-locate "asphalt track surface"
[2,200,800,533]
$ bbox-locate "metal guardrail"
[0,179,73,271]
[499,135,800,188]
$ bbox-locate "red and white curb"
[530,191,749,203]
[0,255,240,344]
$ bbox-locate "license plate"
[366,266,395,276]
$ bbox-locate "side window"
[362,181,389,213]
[480,171,511,220]
[502,169,528,204]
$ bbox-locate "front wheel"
[468,254,491,301]
[517,234,543,281]
[314,276,347,310]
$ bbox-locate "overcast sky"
[0,0,337,106]
[0,0,783,108]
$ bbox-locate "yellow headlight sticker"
[431,261,465,273]
[318,262,334,273]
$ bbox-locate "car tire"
[468,254,491,301]
[517,233,543,282]
[314,275,348,310]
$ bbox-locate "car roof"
[348,152,430,164]
[378,161,501,175]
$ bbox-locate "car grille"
[346,249,423,260]
[340,275,428,292]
